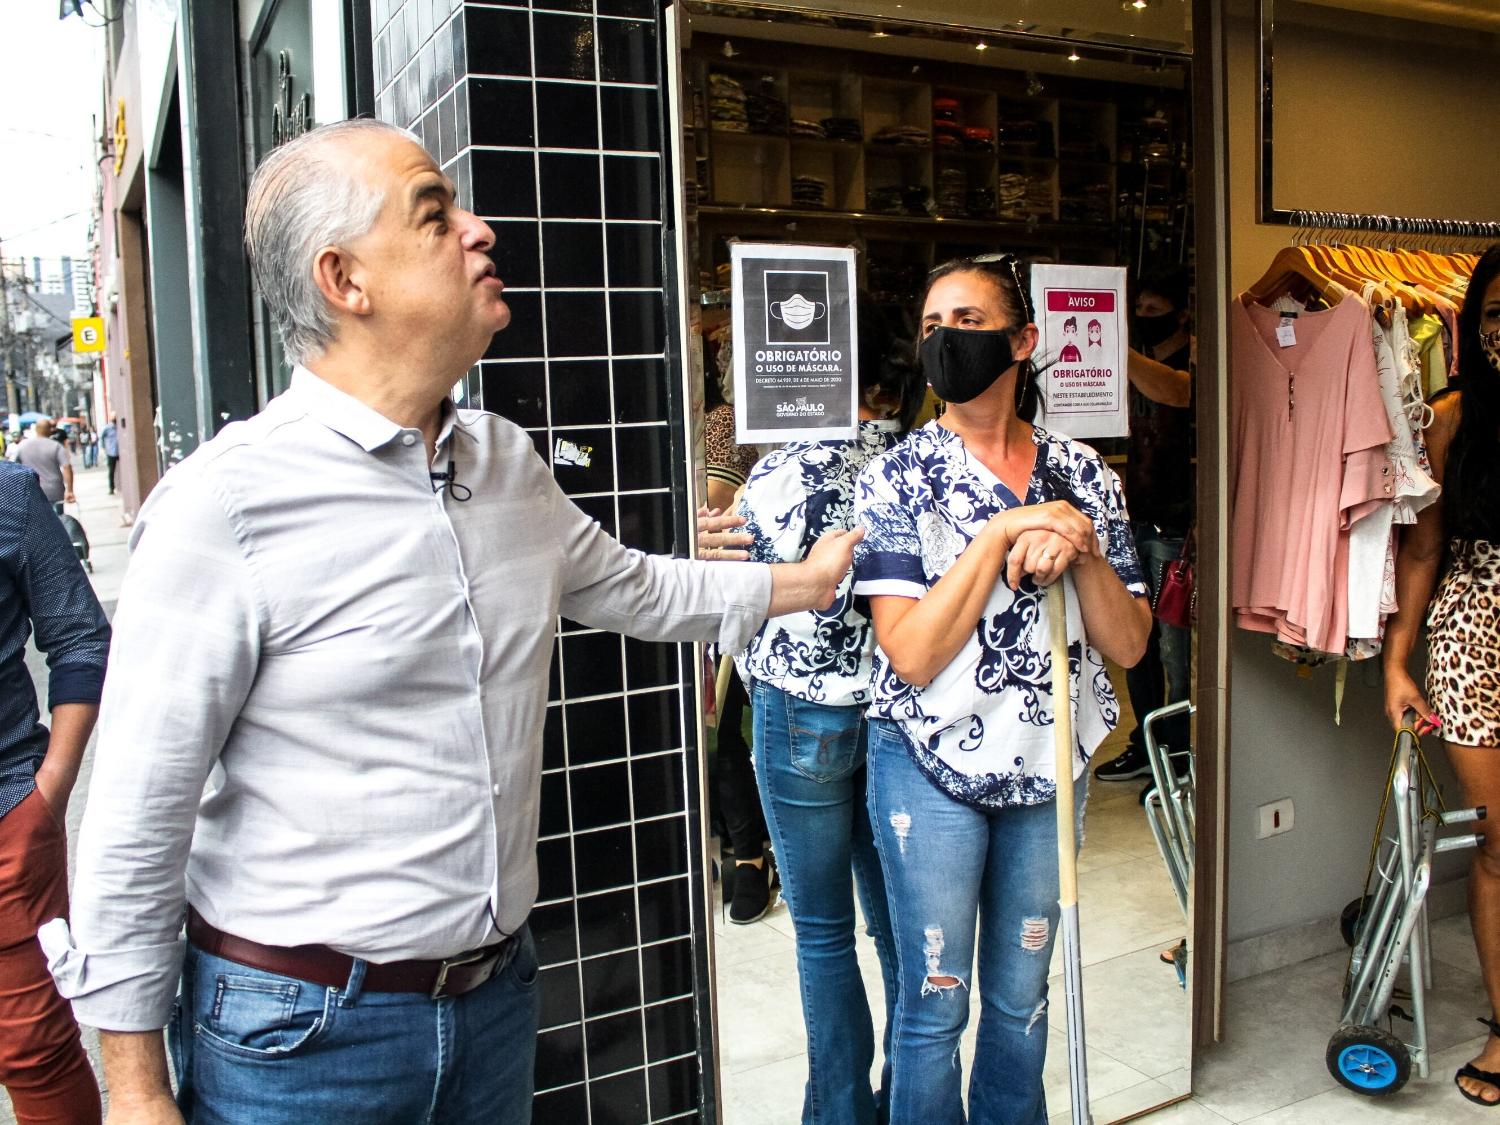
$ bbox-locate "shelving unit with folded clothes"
[699,62,793,207]
[785,72,864,211]
[861,77,934,217]
[1114,95,1192,267]
[1056,99,1117,226]
[991,96,1057,221]
[931,87,998,219]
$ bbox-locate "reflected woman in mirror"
[1384,245,1500,1108]
[852,258,1150,1123]
[732,296,924,1124]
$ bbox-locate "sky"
[0,2,108,269]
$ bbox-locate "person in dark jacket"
[0,460,110,1123]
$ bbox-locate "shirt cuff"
[716,564,772,655]
[48,663,105,709]
[853,577,926,600]
[40,918,185,1032]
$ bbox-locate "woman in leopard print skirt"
[1385,245,1500,1107]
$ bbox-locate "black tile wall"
[376,3,710,1120]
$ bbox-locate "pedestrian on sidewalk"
[98,418,119,495]
[43,118,860,1125]
[0,461,110,1125]
[80,423,97,470]
[14,420,75,508]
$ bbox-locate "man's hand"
[33,763,74,826]
[696,505,753,561]
[64,490,77,505]
[766,527,865,616]
[802,527,865,608]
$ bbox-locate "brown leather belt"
[186,908,514,1000]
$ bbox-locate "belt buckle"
[430,949,488,999]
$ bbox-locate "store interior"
[678,3,1198,1122]
[678,0,1500,1121]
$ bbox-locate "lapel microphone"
[430,459,473,502]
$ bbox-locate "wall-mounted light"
[1123,0,1149,9]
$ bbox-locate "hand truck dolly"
[1327,715,1486,1096]
[1141,700,1196,989]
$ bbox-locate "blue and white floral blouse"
[736,419,904,708]
[852,421,1147,809]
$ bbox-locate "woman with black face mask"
[849,257,1152,1124]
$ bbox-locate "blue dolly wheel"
[1325,1025,1411,1095]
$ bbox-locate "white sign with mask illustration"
[731,242,858,444]
[1030,263,1129,439]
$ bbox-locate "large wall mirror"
[1258,0,1500,227]
[670,3,1203,1121]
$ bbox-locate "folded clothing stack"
[872,124,929,148]
[996,117,1050,156]
[997,172,1051,219]
[900,183,931,215]
[1060,181,1111,223]
[935,167,967,215]
[866,185,904,214]
[790,118,826,139]
[821,116,862,142]
[933,97,963,151]
[966,185,997,218]
[962,126,995,153]
[792,175,829,208]
[745,89,788,135]
[710,73,748,132]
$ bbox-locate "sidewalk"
[10,457,129,1124]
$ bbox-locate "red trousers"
[0,788,101,1125]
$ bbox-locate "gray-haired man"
[45,120,860,1124]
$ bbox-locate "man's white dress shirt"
[43,368,770,1031]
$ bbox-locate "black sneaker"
[1095,745,1151,782]
[729,858,773,924]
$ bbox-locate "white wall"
[1222,4,1479,946]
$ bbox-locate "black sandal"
[1455,1017,1500,1108]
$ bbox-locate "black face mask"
[1133,309,1182,350]
[919,326,1017,404]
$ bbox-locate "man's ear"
[311,245,372,319]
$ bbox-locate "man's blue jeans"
[866,720,1087,1125]
[169,927,539,1124]
[751,681,898,1125]
[1125,523,1192,757]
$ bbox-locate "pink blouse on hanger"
[1230,295,1394,654]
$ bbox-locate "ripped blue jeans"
[866,720,1087,1125]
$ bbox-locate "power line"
[0,211,89,242]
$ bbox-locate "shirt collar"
[287,366,464,453]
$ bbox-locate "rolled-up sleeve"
[44,472,264,1031]
[19,472,109,707]
[554,485,770,654]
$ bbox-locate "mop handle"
[1049,581,1079,910]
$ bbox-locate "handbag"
[1153,529,1196,629]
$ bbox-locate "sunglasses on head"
[928,253,1035,324]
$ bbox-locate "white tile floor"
[712,707,1495,1124]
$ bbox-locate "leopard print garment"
[1426,538,1500,747]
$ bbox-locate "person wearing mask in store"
[15,420,76,509]
[702,361,777,922]
[41,118,863,1125]
[731,296,923,1124]
[99,416,119,495]
[1384,245,1500,1108]
[1095,266,1194,783]
[852,257,1150,1123]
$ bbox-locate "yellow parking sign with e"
[72,317,105,353]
